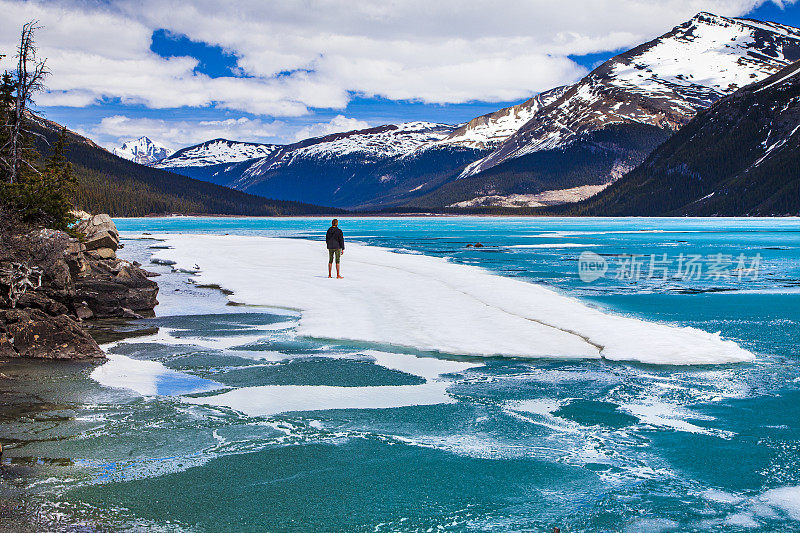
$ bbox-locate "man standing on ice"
[326,219,345,279]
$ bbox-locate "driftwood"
[0,262,42,307]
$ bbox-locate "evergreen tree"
[4,127,76,230]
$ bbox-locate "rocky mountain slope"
[161,122,487,209]
[113,136,173,165]
[461,13,800,179]
[564,60,800,216]
[406,12,800,209]
[433,86,569,150]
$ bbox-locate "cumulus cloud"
[292,115,371,141]
[2,0,792,117]
[84,115,285,150]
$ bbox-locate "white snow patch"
[182,382,454,417]
[150,235,754,365]
[620,402,730,437]
[364,350,478,381]
[759,486,800,521]
[91,352,222,396]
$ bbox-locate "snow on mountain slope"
[435,86,569,150]
[156,139,280,169]
[461,12,800,178]
[112,137,173,166]
[572,59,800,216]
[236,122,454,182]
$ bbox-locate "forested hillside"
[28,115,342,217]
[562,61,800,216]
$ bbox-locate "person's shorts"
[328,248,342,263]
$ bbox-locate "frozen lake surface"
[3,216,800,531]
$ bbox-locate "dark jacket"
[326,226,345,250]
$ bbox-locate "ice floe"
[91,352,223,396]
[148,235,754,365]
[182,382,454,416]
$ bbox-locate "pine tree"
[0,24,77,230]
[5,127,77,230]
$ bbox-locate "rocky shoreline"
[0,212,159,359]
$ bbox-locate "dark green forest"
[556,62,800,216]
[28,116,344,217]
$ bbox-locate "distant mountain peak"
[459,11,800,178]
[112,137,173,166]
[156,139,280,169]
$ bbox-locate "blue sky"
[3,0,799,151]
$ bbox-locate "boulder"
[75,214,118,239]
[75,214,119,254]
[84,231,118,252]
[0,308,103,359]
[73,258,158,317]
[87,247,116,260]
[74,302,94,321]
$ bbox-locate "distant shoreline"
[111,214,800,219]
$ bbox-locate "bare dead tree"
[0,21,48,184]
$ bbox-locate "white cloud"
[292,115,371,141]
[85,115,285,150]
[2,0,792,117]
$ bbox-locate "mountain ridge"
[559,59,800,216]
[26,114,342,216]
[104,12,800,213]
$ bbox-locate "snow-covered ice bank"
[149,235,753,365]
[182,382,454,417]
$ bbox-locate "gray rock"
[0,308,103,359]
[75,214,120,253]
[74,302,93,321]
[0,211,159,359]
[84,231,118,252]
[87,247,116,260]
[73,258,158,317]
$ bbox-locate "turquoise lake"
[3,216,800,532]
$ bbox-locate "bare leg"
[336,262,343,279]
[328,262,332,278]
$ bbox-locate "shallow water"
[2,217,800,531]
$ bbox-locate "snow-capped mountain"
[155,12,800,211]
[237,122,453,179]
[160,121,485,209]
[156,139,280,169]
[221,121,477,209]
[573,60,800,215]
[112,137,173,166]
[460,12,800,179]
[435,86,569,150]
